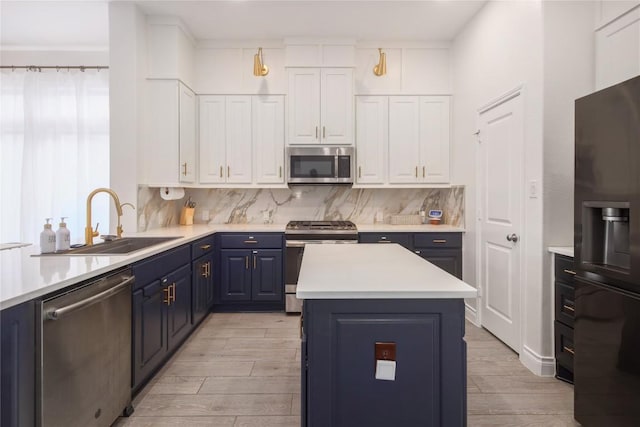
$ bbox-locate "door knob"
[506,233,519,243]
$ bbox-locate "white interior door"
[477,91,523,352]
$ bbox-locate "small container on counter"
[40,218,56,253]
[55,217,71,251]
[428,210,443,225]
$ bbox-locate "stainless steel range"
[285,220,358,312]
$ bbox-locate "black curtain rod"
[0,65,108,71]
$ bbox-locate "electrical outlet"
[201,210,210,221]
[262,210,270,223]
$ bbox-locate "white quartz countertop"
[356,224,464,232]
[296,243,477,299]
[548,246,574,257]
[0,224,286,310]
[0,222,465,310]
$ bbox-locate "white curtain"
[0,68,110,245]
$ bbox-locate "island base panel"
[302,298,467,427]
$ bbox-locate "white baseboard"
[520,345,555,377]
[465,302,479,326]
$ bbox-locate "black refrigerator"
[574,74,640,426]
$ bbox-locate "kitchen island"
[297,243,477,427]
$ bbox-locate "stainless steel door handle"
[506,233,519,243]
[46,276,135,320]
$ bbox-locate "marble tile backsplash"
[137,186,464,231]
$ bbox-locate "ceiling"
[1,1,486,49]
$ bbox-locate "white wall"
[109,3,147,234]
[0,50,108,66]
[146,17,196,89]
[542,0,595,359]
[595,2,640,89]
[190,42,452,95]
[452,0,545,373]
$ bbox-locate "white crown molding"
[146,15,196,46]
[0,44,109,52]
[356,41,451,49]
[196,40,285,50]
[284,37,357,46]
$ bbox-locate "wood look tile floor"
[114,313,578,427]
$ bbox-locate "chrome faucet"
[85,188,134,245]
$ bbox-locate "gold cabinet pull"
[358,166,362,178]
[253,256,257,270]
[323,126,326,139]
[182,163,187,176]
[415,166,418,178]
[315,126,318,139]
[422,166,425,178]
[279,166,282,178]
[563,304,575,313]
[163,286,170,305]
[245,256,249,269]
[207,262,211,278]
[433,239,447,243]
[201,263,208,278]
[219,166,223,178]
[200,244,211,250]
[563,346,575,355]
[563,269,576,275]
[171,283,177,303]
[244,240,258,244]
[378,240,392,243]
[227,166,230,177]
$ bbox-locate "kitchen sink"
[37,237,182,256]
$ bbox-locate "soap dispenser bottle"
[55,217,70,251]
[40,218,56,253]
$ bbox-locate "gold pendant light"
[373,48,387,77]
[253,47,269,77]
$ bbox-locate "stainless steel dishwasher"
[39,268,134,427]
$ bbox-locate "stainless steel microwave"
[286,146,354,184]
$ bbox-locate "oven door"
[285,242,305,312]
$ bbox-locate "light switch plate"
[375,360,396,381]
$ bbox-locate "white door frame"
[474,84,526,354]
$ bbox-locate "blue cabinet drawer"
[132,245,190,291]
[358,233,412,249]
[191,235,215,260]
[219,233,283,249]
[413,233,462,249]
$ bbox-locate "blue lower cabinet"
[252,250,283,302]
[1,301,36,427]
[302,299,467,427]
[220,250,253,302]
[132,248,193,392]
[413,249,462,279]
[167,265,192,351]
[192,253,214,326]
[219,247,284,307]
[132,280,167,389]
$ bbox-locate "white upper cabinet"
[253,96,285,184]
[199,95,252,185]
[321,69,354,145]
[388,96,421,183]
[419,96,450,183]
[178,84,196,184]
[225,96,253,184]
[144,80,196,187]
[287,68,321,144]
[199,95,226,184]
[388,96,450,185]
[287,68,353,145]
[355,96,388,184]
